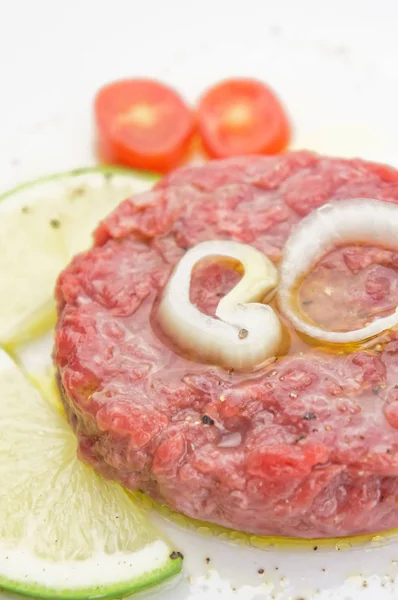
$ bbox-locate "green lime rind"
[0,556,182,600]
[0,165,159,201]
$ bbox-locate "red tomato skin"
[95,79,196,173]
[197,78,291,159]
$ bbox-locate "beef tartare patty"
[55,151,398,538]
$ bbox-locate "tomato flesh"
[197,78,291,158]
[95,79,195,173]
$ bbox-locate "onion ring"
[278,198,398,344]
[158,240,281,370]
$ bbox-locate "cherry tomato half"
[95,79,195,173]
[197,78,291,159]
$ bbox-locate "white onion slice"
[158,240,282,370]
[278,198,398,344]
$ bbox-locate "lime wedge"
[13,330,64,414]
[0,349,182,599]
[0,167,158,346]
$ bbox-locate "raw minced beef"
[55,151,398,538]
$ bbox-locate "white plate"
[2,1,398,598]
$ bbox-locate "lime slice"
[0,167,158,346]
[0,349,182,599]
[14,330,65,414]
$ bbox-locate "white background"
[2,1,398,598]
